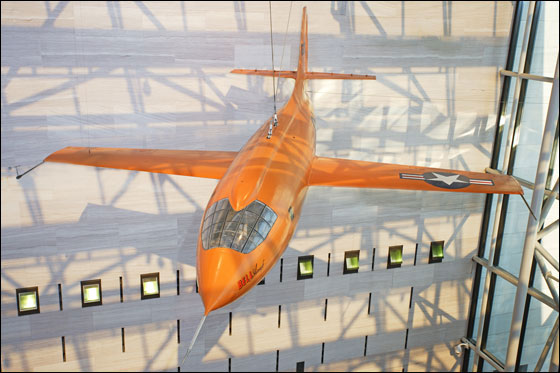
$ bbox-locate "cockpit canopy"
[202,198,278,254]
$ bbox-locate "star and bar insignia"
[399,172,494,190]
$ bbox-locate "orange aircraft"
[40,6,522,362]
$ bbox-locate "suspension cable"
[275,1,293,100]
[268,1,278,138]
[269,2,277,114]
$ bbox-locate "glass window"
[429,241,444,263]
[387,245,403,269]
[141,273,160,300]
[262,207,277,226]
[484,277,517,362]
[81,279,102,307]
[244,230,264,253]
[16,287,40,316]
[247,200,265,215]
[518,295,556,371]
[344,250,360,274]
[201,198,277,253]
[298,256,314,280]
[255,218,271,237]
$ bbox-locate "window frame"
[16,286,40,316]
[81,279,102,307]
[140,272,160,300]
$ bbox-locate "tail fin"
[297,6,308,78]
[231,7,375,81]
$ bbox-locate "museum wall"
[1,1,514,371]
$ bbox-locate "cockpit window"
[202,199,278,253]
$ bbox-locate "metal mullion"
[534,250,560,307]
[461,337,505,372]
[499,69,554,83]
[545,124,559,190]
[537,219,559,239]
[463,194,494,372]
[470,3,526,370]
[506,0,541,179]
[550,327,559,372]
[505,55,560,371]
[534,317,559,372]
[472,256,557,310]
[536,241,559,272]
[489,1,523,171]
[538,178,559,229]
[515,256,537,371]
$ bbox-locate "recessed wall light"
[81,280,102,307]
[387,245,403,269]
[344,250,360,274]
[297,256,314,280]
[141,273,160,299]
[16,287,40,316]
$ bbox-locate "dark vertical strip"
[228,357,231,372]
[177,270,180,295]
[58,283,63,311]
[371,248,376,271]
[280,258,283,282]
[278,305,281,328]
[61,336,66,362]
[546,124,560,189]
[480,3,537,368]
[409,287,414,309]
[404,329,409,349]
[413,244,418,266]
[512,5,541,370]
[489,2,522,169]
[196,278,198,293]
[324,299,328,321]
[119,276,123,303]
[229,312,232,336]
[516,258,537,370]
[177,320,180,344]
[276,350,279,372]
[364,335,368,356]
[321,342,325,364]
[368,292,372,315]
[327,253,331,276]
[121,327,125,352]
[178,367,180,372]
[464,5,523,371]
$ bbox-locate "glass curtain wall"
[463,1,559,372]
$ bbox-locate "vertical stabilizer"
[296,7,308,80]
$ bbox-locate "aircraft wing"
[308,156,523,195]
[44,146,238,179]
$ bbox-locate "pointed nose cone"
[198,247,242,315]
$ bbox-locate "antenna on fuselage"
[180,314,207,366]
[268,1,278,139]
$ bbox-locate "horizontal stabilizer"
[230,69,375,80]
[44,146,237,179]
[231,69,297,79]
[308,156,523,195]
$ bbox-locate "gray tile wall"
[1,1,513,371]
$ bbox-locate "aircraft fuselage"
[197,79,316,314]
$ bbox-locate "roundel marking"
[423,172,470,189]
